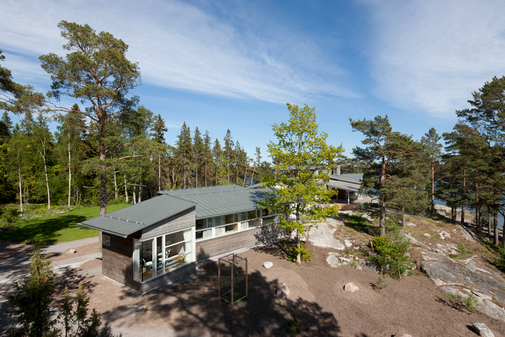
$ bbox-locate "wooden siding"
[196,224,286,261]
[141,208,195,241]
[102,232,141,292]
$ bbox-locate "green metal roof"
[79,195,196,237]
[160,187,272,219]
[159,184,246,196]
[329,173,363,184]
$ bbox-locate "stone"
[358,258,379,273]
[404,233,426,247]
[423,233,431,238]
[344,240,353,247]
[437,230,451,240]
[307,223,345,250]
[394,335,412,337]
[326,253,341,268]
[263,262,273,269]
[66,248,76,254]
[406,222,416,226]
[355,265,363,271]
[472,323,494,337]
[344,282,359,292]
[276,283,290,299]
[339,257,353,265]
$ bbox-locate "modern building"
[79,185,285,293]
[326,171,364,204]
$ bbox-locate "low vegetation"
[0,203,129,245]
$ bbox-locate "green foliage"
[6,248,57,337]
[376,276,387,290]
[0,203,129,245]
[457,242,470,257]
[1,206,19,225]
[372,229,413,278]
[288,242,312,263]
[284,313,302,335]
[447,292,478,312]
[7,248,106,337]
[260,103,343,264]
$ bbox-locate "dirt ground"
[0,240,32,260]
[50,241,505,337]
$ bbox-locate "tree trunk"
[243,162,248,187]
[124,173,128,203]
[461,167,466,225]
[205,161,208,187]
[113,169,118,200]
[18,165,23,213]
[158,154,161,191]
[501,210,505,249]
[488,209,492,237]
[402,204,406,228]
[430,161,435,214]
[99,142,107,215]
[67,137,71,211]
[40,146,51,210]
[494,211,499,246]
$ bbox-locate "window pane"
[225,214,234,224]
[240,212,248,221]
[225,223,238,234]
[165,231,184,246]
[141,239,154,281]
[248,210,256,219]
[215,216,225,226]
[156,237,163,273]
[240,221,250,230]
[262,209,269,217]
[196,219,205,230]
[133,239,141,282]
[196,229,212,240]
[215,226,225,236]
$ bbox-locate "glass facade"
[195,209,279,241]
[133,228,194,283]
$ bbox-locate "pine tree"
[175,122,192,189]
[150,114,168,144]
[420,128,443,214]
[223,130,234,184]
[193,127,203,188]
[6,248,57,337]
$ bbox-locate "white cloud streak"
[1,0,357,105]
[364,0,505,118]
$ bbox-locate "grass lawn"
[0,204,130,245]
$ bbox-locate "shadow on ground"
[101,262,341,336]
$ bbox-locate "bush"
[6,247,107,337]
[447,292,478,312]
[288,242,312,263]
[284,313,302,335]
[372,229,413,279]
[1,207,20,226]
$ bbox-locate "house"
[326,170,364,204]
[79,185,285,293]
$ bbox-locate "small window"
[103,234,110,247]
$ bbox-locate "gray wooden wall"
[195,224,286,261]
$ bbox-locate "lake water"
[434,198,503,229]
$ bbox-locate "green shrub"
[376,276,387,290]
[447,292,478,312]
[1,207,20,225]
[284,313,302,335]
[457,243,470,257]
[372,229,412,279]
[288,242,312,263]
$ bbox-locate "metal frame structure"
[218,253,248,304]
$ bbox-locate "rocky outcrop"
[421,250,505,322]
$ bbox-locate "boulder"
[472,323,494,337]
[276,283,290,299]
[66,248,76,254]
[327,253,341,268]
[344,240,353,247]
[423,233,431,238]
[306,223,345,250]
[358,258,378,273]
[344,282,359,293]
[406,222,416,226]
[263,262,273,269]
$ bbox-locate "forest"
[1,20,505,253]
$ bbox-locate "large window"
[133,228,194,283]
[195,209,277,241]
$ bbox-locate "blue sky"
[3,0,505,159]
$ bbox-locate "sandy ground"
[37,242,504,337]
[2,214,505,336]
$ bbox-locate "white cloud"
[0,0,357,105]
[364,0,505,118]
